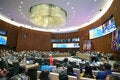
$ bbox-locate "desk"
[77,54,91,61]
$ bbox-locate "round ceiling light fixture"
[29,4,67,28]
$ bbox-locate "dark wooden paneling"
[7,25,18,47]
[0,20,18,47]
[16,27,51,51]
[0,20,51,51]
[51,32,79,39]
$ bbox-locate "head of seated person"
[44,62,49,65]
[0,58,8,78]
[62,58,69,67]
[39,70,50,80]
[0,57,8,68]
[103,63,111,71]
[106,74,120,80]
[59,72,68,80]
[81,59,84,62]
[100,57,107,64]
[0,68,8,78]
[63,58,68,63]
[83,62,94,78]
[113,62,120,72]
[53,59,58,65]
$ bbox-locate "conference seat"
[37,71,41,79]
[37,71,77,80]
[49,72,59,80]
[80,77,96,80]
[64,68,80,80]
[91,70,120,77]
[73,68,80,80]
[68,75,77,80]
[112,72,120,76]
[50,72,77,80]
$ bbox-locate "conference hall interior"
[0,0,120,80]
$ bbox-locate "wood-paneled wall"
[16,27,51,51]
[51,32,79,39]
[0,20,51,51]
[0,20,18,47]
[78,0,120,60]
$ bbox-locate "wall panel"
[51,32,78,39]
[16,27,51,51]
[0,20,18,48]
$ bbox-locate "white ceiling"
[0,0,113,33]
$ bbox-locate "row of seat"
[37,67,98,80]
[37,71,77,80]
[37,71,97,80]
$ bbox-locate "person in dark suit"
[62,58,70,67]
[67,65,77,76]
[39,70,50,80]
[96,63,112,80]
[59,72,68,80]
[83,62,94,78]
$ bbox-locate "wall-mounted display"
[89,15,117,39]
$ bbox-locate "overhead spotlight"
[57,29,59,31]
[99,9,102,11]
[11,19,14,21]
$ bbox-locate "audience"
[0,49,120,80]
[96,63,112,80]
